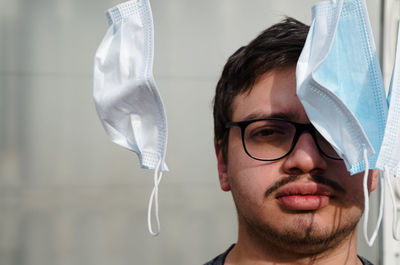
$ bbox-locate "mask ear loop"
[384,165,400,240]
[147,158,163,236]
[362,146,384,246]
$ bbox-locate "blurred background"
[1,0,400,264]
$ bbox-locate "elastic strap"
[384,166,400,240]
[147,158,163,236]
[362,147,384,246]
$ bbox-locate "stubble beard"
[239,209,360,256]
[232,174,362,256]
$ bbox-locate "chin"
[245,211,360,255]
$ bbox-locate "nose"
[282,132,328,175]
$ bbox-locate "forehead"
[231,67,308,123]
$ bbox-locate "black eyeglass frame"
[225,118,343,161]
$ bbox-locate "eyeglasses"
[225,118,342,161]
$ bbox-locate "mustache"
[264,175,346,198]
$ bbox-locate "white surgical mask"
[296,0,388,246]
[93,0,167,236]
[376,22,400,240]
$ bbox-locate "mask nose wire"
[147,157,163,236]
[363,146,384,246]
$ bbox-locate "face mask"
[376,22,400,240]
[376,22,400,178]
[297,0,388,174]
[93,0,167,236]
[296,0,388,246]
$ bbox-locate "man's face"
[216,66,377,254]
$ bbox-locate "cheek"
[343,173,366,207]
[329,162,366,208]
[227,158,281,211]
[227,134,282,202]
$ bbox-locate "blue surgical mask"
[93,0,167,236]
[296,0,388,246]
[297,0,388,174]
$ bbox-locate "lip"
[275,182,334,211]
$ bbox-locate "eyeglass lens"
[242,120,340,160]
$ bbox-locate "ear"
[369,169,379,192]
[215,143,231,191]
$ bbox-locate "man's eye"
[255,129,277,136]
[249,127,285,140]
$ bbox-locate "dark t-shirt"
[204,245,374,265]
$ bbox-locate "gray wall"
[0,0,383,264]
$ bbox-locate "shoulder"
[358,255,374,265]
[204,245,235,265]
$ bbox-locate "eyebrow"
[240,111,298,122]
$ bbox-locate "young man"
[206,18,378,265]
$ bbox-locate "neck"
[226,223,361,265]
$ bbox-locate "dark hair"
[213,17,310,163]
